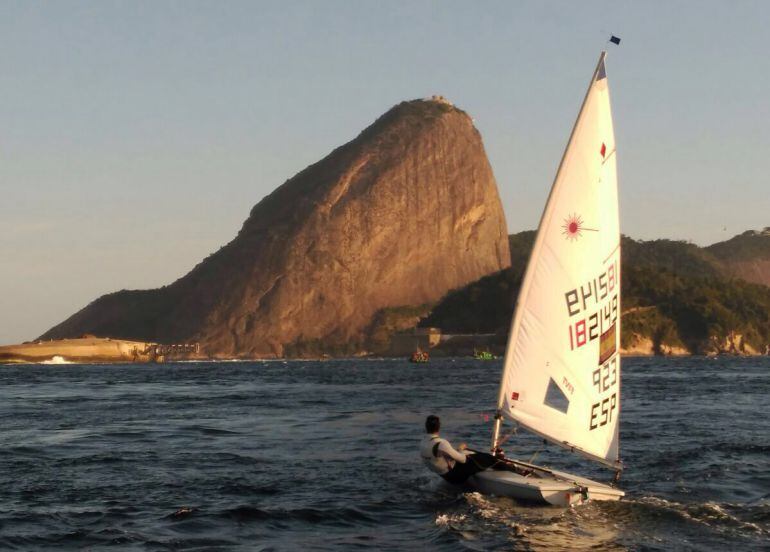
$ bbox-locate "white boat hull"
[469,460,624,507]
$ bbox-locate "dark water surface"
[0,357,768,550]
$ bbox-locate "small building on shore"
[388,327,441,356]
[388,327,505,357]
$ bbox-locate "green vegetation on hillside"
[621,236,722,279]
[705,228,770,262]
[366,304,434,353]
[419,270,518,334]
[419,231,770,354]
[623,263,770,353]
[620,306,684,352]
[508,231,536,278]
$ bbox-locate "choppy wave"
[431,491,770,550]
[628,496,769,536]
[0,357,767,550]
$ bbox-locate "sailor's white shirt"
[419,433,467,475]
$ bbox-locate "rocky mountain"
[421,230,770,355]
[42,98,511,356]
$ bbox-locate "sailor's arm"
[438,440,468,463]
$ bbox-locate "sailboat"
[468,51,624,506]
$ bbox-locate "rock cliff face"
[42,99,511,356]
[718,258,770,288]
[706,228,770,287]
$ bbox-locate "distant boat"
[473,349,496,361]
[438,52,624,506]
[409,349,429,363]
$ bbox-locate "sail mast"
[491,52,620,470]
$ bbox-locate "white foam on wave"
[463,492,529,533]
[435,512,467,527]
[457,492,636,549]
[40,355,73,365]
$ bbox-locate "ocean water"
[0,357,767,551]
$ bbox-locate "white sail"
[494,53,621,469]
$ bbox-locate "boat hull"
[469,460,624,507]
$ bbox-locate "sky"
[1,0,768,344]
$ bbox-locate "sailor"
[420,414,498,484]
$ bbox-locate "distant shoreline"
[0,337,199,365]
[2,350,768,366]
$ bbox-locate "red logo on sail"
[562,214,584,241]
[562,213,598,241]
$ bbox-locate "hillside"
[706,228,770,287]
[421,230,770,355]
[621,248,770,354]
[42,98,511,357]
